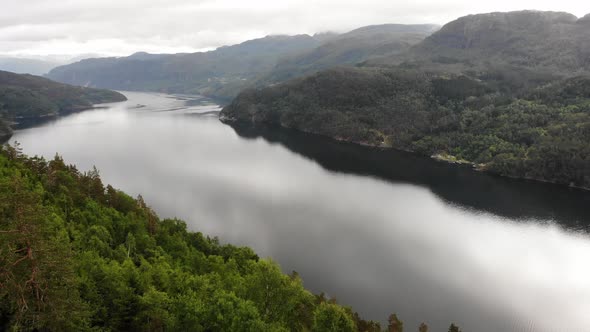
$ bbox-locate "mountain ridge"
[257,24,439,84]
[46,24,437,101]
[0,57,60,76]
[46,34,323,98]
[368,10,590,76]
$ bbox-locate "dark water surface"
[10,92,590,331]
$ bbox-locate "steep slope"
[47,35,322,99]
[370,11,590,75]
[0,70,126,124]
[203,24,438,101]
[262,24,439,83]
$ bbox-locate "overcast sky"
[1,0,588,58]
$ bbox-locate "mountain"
[312,31,340,43]
[0,54,108,76]
[46,25,437,102]
[370,11,590,75]
[0,57,61,75]
[126,51,168,61]
[47,35,322,101]
[192,24,437,101]
[221,11,590,189]
[0,70,126,129]
[259,24,439,84]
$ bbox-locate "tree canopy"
[221,67,590,189]
[1,144,405,331]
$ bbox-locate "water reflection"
[9,92,590,331]
[229,123,590,229]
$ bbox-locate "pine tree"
[0,172,87,330]
[388,313,403,332]
[448,323,462,332]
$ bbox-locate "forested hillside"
[221,67,590,189]
[222,11,590,189]
[206,24,437,101]
[46,25,436,102]
[253,24,438,84]
[47,35,322,101]
[0,144,464,331]
[0,70,126,122]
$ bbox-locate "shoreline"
[3,103,122,132]
[0,133,12,144]
[220,116,590,192]
[0,120,13,143]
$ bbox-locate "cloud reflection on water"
[11,91,590,331]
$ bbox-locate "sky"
[1,0,588,58]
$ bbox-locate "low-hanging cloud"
[1,0,588,56]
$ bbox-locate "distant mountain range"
[47,35,321,101]
[43,11,590,99]
[46,24,438,101]
[0,57,60,76]
[0,54,105,76]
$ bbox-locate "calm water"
[9,92,590,331]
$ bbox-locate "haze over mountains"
[47,24,439,101]
[47,35,319,101]
[0,57,60,76]
[46,10,590,102]
[0,54,106,76]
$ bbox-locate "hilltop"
[0,70,126,136]
[258,24,439,84]
[370,11,590,76]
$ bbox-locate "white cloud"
[0,0,588,56]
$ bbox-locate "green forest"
[220,11,590,190]
[0,144,462,331]
[221,67,590,189]
[0,70,126,120]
